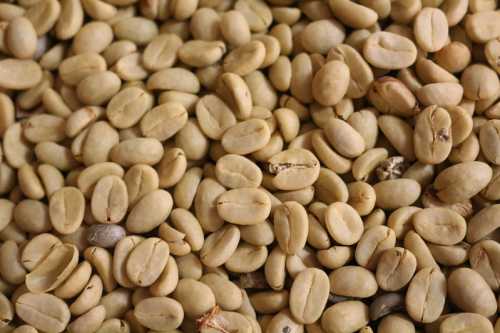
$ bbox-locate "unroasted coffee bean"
[0,1,499,332]
[86,224,126,248]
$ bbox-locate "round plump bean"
[126,190,172,234]
[134,297,183,331]
[16,292,70,333]
[413,208,466,245]
[274,201,309,255]
[126,237,169,287]
[363,32,417,70]
[0,59,42,90]
[326,118,366,158]
[173,278,216,319]
[221,119,271,155]
[414,8,449,52]
[195,94,236,140]
[49,187,85,235]
[440,313,494,333]
[447,267,497,317]
[405,267,446,323]
[433,161,492,203]
[414,106,452,164]
[376,247,417,291]
[90,176,128,224]
[374,179,421,209]
[312,61,350,106]
[330,266,378,298]
[6,17,37,60]
[268,148,320,191]
[325,202,363,246]
[216,188,271,225]
[321,301,369,333]
[215,154,262,189]
[289,268,329,324]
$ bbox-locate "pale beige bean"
[329,266,378,298]
[49,187,84,235]
[67,305,106,333]
[106,87,153,129]
[414,8,449,52]
[190,7,222,41]
[433,161,492,203]
[216,73,253,120]
[6,17,37,60]
[413,208,466,245]
[465,10,500,43]
[25,243,78,293]
[223,41,266,76]
[328,44,374,99]
[140,102,188,141]
[110,138,164,167]
[134,297,183,331]
[300,19,345,55]
[440,313,494,333]
[215,154,262,189]
[195,94,236,140]
[312,61,350,106]
[221,119,271,155]
[200,224,240,268]
[220,10,251,47]
[142,33,182,71]
[126,190,172,234]
[355,225,396,270]
[16,292,70,333]
[91,175,128,224]
[374,179,421,209]
[461,64,500,101]
[200,273,242,311]
[113,236,144,289]
[77,162,124,198]
[147,67,200,93]
[20,233,61,271]
[98,288,131,320]
[328,0,378,28]
[0,59,42,90]
[321,301,369,333]
[363,32,417,70]
[268,148,320,191]
[25,0,61,36]
[325,202,363,246]
[413,106,452,164]
[0,240,26,285]
[54,261,92,299]
[234,0,273,32]
[469,240,500,290]
[273,201,308,255]
[194,178,226,232]
[324,118,365,158]
[113,17,158,45]
[368,77,418,117]
[179,40,226,68]
[217,188,271,225]
[173,278,215,319]
[376,247,417,291]
[290,53,314,104]
[126,238,169,287]
[17,165,45,200]
[225,242,267,273]
[447,267,497,317]
[59,53,107,86]
[76,71,121,106]
[406,267,446,323]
